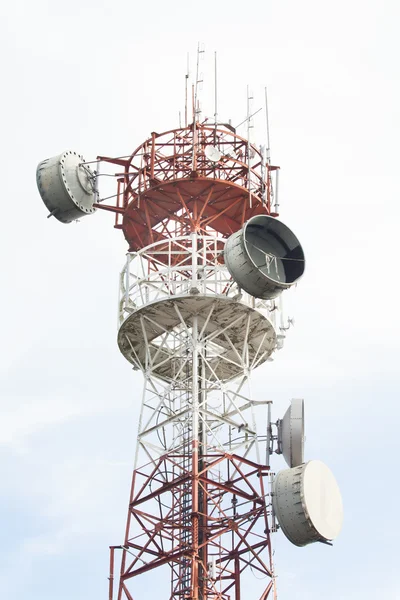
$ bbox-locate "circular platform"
[118,295,277,382]
[122,177,268,253]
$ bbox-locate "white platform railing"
[118,234,285,333]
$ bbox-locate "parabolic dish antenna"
[272,460,343,547]
[204,145,222,162]
[224,215,305,300]
[36,151,96,223]
[278,398,304,468]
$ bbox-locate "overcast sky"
[1,0,400,598]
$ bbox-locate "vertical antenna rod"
[265,86,279,213]
[214,51,218,128]
[192,84,196,171]
[194,42,204,121]
[194,42,200,117]
[265,86,271,164]
[185,53,189,127]
[247,85,253,208]
[193,44,204,173]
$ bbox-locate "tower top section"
[98,122,280,252]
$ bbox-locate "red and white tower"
[36,64,343,600]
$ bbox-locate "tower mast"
[108,122,281,600]
[36,58,343,600]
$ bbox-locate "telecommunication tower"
[36,52,343,599]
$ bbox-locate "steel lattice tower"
[103,124,280,600]
[37,104,343,599]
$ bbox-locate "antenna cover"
[272,460,343,547]
[224,215,305,299]
[36,151,96,223]
[204,145,222,162]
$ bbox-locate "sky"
[1,0,400,598]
